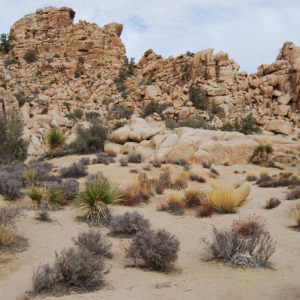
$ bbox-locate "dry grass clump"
[127,229,180,272]
[265,198,281,209]
[286,187,300,200]
[291,206,300,229]
[158,192,185,215]
[196,201,213,218]
[183,189,205,208]
[201,220,276,268]
[73,230,112,257]
[170,171,189,190]
[31,247,106,296]
[0,225,16,248]
[121,174,154,206]
[173,158,191,170]
[109,212,151,237]
[205,183,250,213]
[232,214,265,236]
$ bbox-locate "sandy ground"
[0,157,300,300]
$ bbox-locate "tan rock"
[266,120,292,135]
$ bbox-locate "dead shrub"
[109,212,151,237]
[286,187,300,200]
[31,247,106,296]
[128,153,142,163]
[0,225,16,248]
[79,157,90,165]
[201,225,276,268]
[265,198,281,209]
[183,189,204,208]
[202,161,212,169]
[210,168,219,176]
[119,157,128,166]
[0,206,23,226]
[232,215,265,237]
[190,173,206,183]
[150,160,161,168]
[128,229,179,272]
[92,152,114,165]
[196,202,213,217]
[35,209,51,222]
[60,162,87,178]
[73,230,112,257]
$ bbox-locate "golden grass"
[0,226,16,247]
[292,206,300,227]
[205,182,250,213]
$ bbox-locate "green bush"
[0,112,27,163]
[75,69,83,78]
[4,57,18,67]
[114,57,135,93]
[14,92,27,107]
[0,33,13,54]
[71,121,108,154]
[108,105,133,120]
[24,50,37,63]
[221,114,261,135]
[78,57,85,65]
[189,83,208,110]
[86,111,100,121]
[142,101,168,118]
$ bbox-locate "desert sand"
[0,157,300,300]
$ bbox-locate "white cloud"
[1,0,300,73]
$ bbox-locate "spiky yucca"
[47,128,65,153]
[26,168,38,184]
[77,177,122,223]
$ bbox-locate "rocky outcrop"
[0,7,300,157]
[105,118,300,165]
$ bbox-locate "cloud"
[0,0,299,73]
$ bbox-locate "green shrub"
[4,57,18,67]
[180,63,190,83]
[108,105,133,120]
[71,121,108,154]
[0,112,27,163]
[47,128,65,153]
[24,50,37,63]
[0,33,13,54]
[53,53,60,59]
[186,51,194,57]
[86,111,100,121]
[142,101,168,118]
[114,57,135,93]
[77,177,121,224]
[75,69,83,78]
[189,83,208,110]
[179,116,209,129]
[14,92,28,107]
[78,57,85,64]
[221,114,261,135]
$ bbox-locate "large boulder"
[266,120,292,135]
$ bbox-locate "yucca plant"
[27,186,43,203]
[47,128,65,154]
[77,177,122,224]
[26,168,38,185]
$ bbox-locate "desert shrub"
[78,56,85,64]
[178,116,209,129]
[202,161,212,169]
[246,172,258,181]
[71,121,108,154]
[0,171,22,200]
[257,175,300,188]
[173,158,190,170]
[0,206,22,226]
[109,212,151,237]
[292,206,300,228]
[4,57,18,67]
[142,101,168,118]
[74,108,83,119]
[210,168,219,176]
[150,160,161,168]
[286,187,300,200]
[77,177,121,225]
[92,152,114,165]
[87,172,106,181]
[73,230,112,257]
[86,111,100,121]
[59,179,79,201]
[14,91,28,107]
[189,83,208,110]
[27,186,43,203]
[201,225,276,267]
[154,172,171,194]
[265,198,281,209]
[60,162,87,178]
[114,57,135,93]
[79,157,90,165]
[47,128,65,153]
[128,229,179,272]
[158,193,184,215]
[196,202,213,218]
[35,209,51,222]
[128,153,142,163]
[165,118,178,130]
[221,114,261,135]
[183,189,204,208]
[121,175,153,206]
[190,173,206,183]
[44,186,64,207]
[28,162,58,183]
[32,248,106,296]
[26,168,38,185]
[119,156,128,166]
[108,105,133,120]
[0,33,13,54]
[0,225,16,248]
[24,50,37,63]
[232,215,265,236]
[0,112,27,163]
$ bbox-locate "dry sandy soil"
[0,155,300,300]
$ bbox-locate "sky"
[0,0,299,73]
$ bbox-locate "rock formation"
[0,6,299,157]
